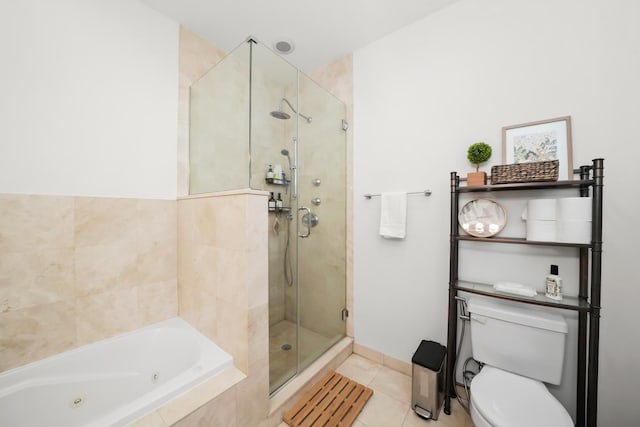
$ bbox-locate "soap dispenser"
[268,192,276,212]
[545,264,563,300]
[266,165,274,182]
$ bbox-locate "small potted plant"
[467,142,492,186]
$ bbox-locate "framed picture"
[502,116,573,180]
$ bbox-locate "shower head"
[270,110,291,120]
[281,148,293,171]
[270,98,312,123]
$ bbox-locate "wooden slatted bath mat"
[283,371,373,427]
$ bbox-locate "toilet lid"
[470,366,574,427]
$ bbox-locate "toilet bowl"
[469,366,573,427]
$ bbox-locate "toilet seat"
[470,366,573,427]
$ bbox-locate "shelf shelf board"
[457,179,594,193]
[268,207,291,213]
[265,178,290,186]
[456,235,592,248]
[456,280,591,312]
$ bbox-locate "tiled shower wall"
[0,194,177,373]
[177,27,226,198]
[294,56,354,338]
[177,191,270,426]
[177,191,268,374]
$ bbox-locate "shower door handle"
[298,206,311,238]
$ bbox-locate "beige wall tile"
[0,248,74,311]
[158,367,245,426]
[177,193,267,379]
[0,194,74,253]
[212,196,249,250]
[74,197,137,247]
[135,237,177,285]
[248,304,269,369]
[129,411,167,427]
[0,194,178,372]
[246,190,269,251]
[0,300,76,371]
[74,240,139,296]
[177,27,227,198]
[135,199,177,285]
[236,357,269,427]
[172,386,237,427]
[75,287,140,345]
[215,248,248,307]
[248,247,268,310]
[138,279,178,325]
[216,300,249,373]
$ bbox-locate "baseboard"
[352,342,412,376]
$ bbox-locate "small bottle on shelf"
[268,192,276,212]
[273,165,283,184]
[276,193,283,210]
[266,165,274,183]
[545,264,563,300]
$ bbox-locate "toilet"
[467,297,574,427]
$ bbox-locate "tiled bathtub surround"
[177,190,270,426]
[0,193,177,373]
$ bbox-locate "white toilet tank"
[467,297,568,385]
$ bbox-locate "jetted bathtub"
[0,317,233,427]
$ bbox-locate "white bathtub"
[0,317,233,427]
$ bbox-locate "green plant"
[467,142,492,172]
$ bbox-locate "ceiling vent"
[273,39,295,55]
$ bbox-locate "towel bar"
[364,190,432,199]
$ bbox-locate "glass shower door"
[248,42,300,393]
[249,40,347,394]
[295,74,347,373]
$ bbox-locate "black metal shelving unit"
[444,158,604,427]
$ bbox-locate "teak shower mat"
[283,371,373,427]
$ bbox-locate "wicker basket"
[491,160,559,184]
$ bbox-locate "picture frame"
[502,116,573,180]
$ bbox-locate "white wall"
[0,0,179,199]
[353,0,640,425]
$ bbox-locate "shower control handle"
[298,206,311,238]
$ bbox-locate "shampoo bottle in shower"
[276,193,283,210]
[545,264,563,300]
[266,165,274,182]
[268,192,276,212]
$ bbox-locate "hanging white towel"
[379,192,407,239]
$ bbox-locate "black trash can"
[411,340,446,420]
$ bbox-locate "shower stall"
[189,39,347,394]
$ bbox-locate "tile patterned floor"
[279,354,473,427]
